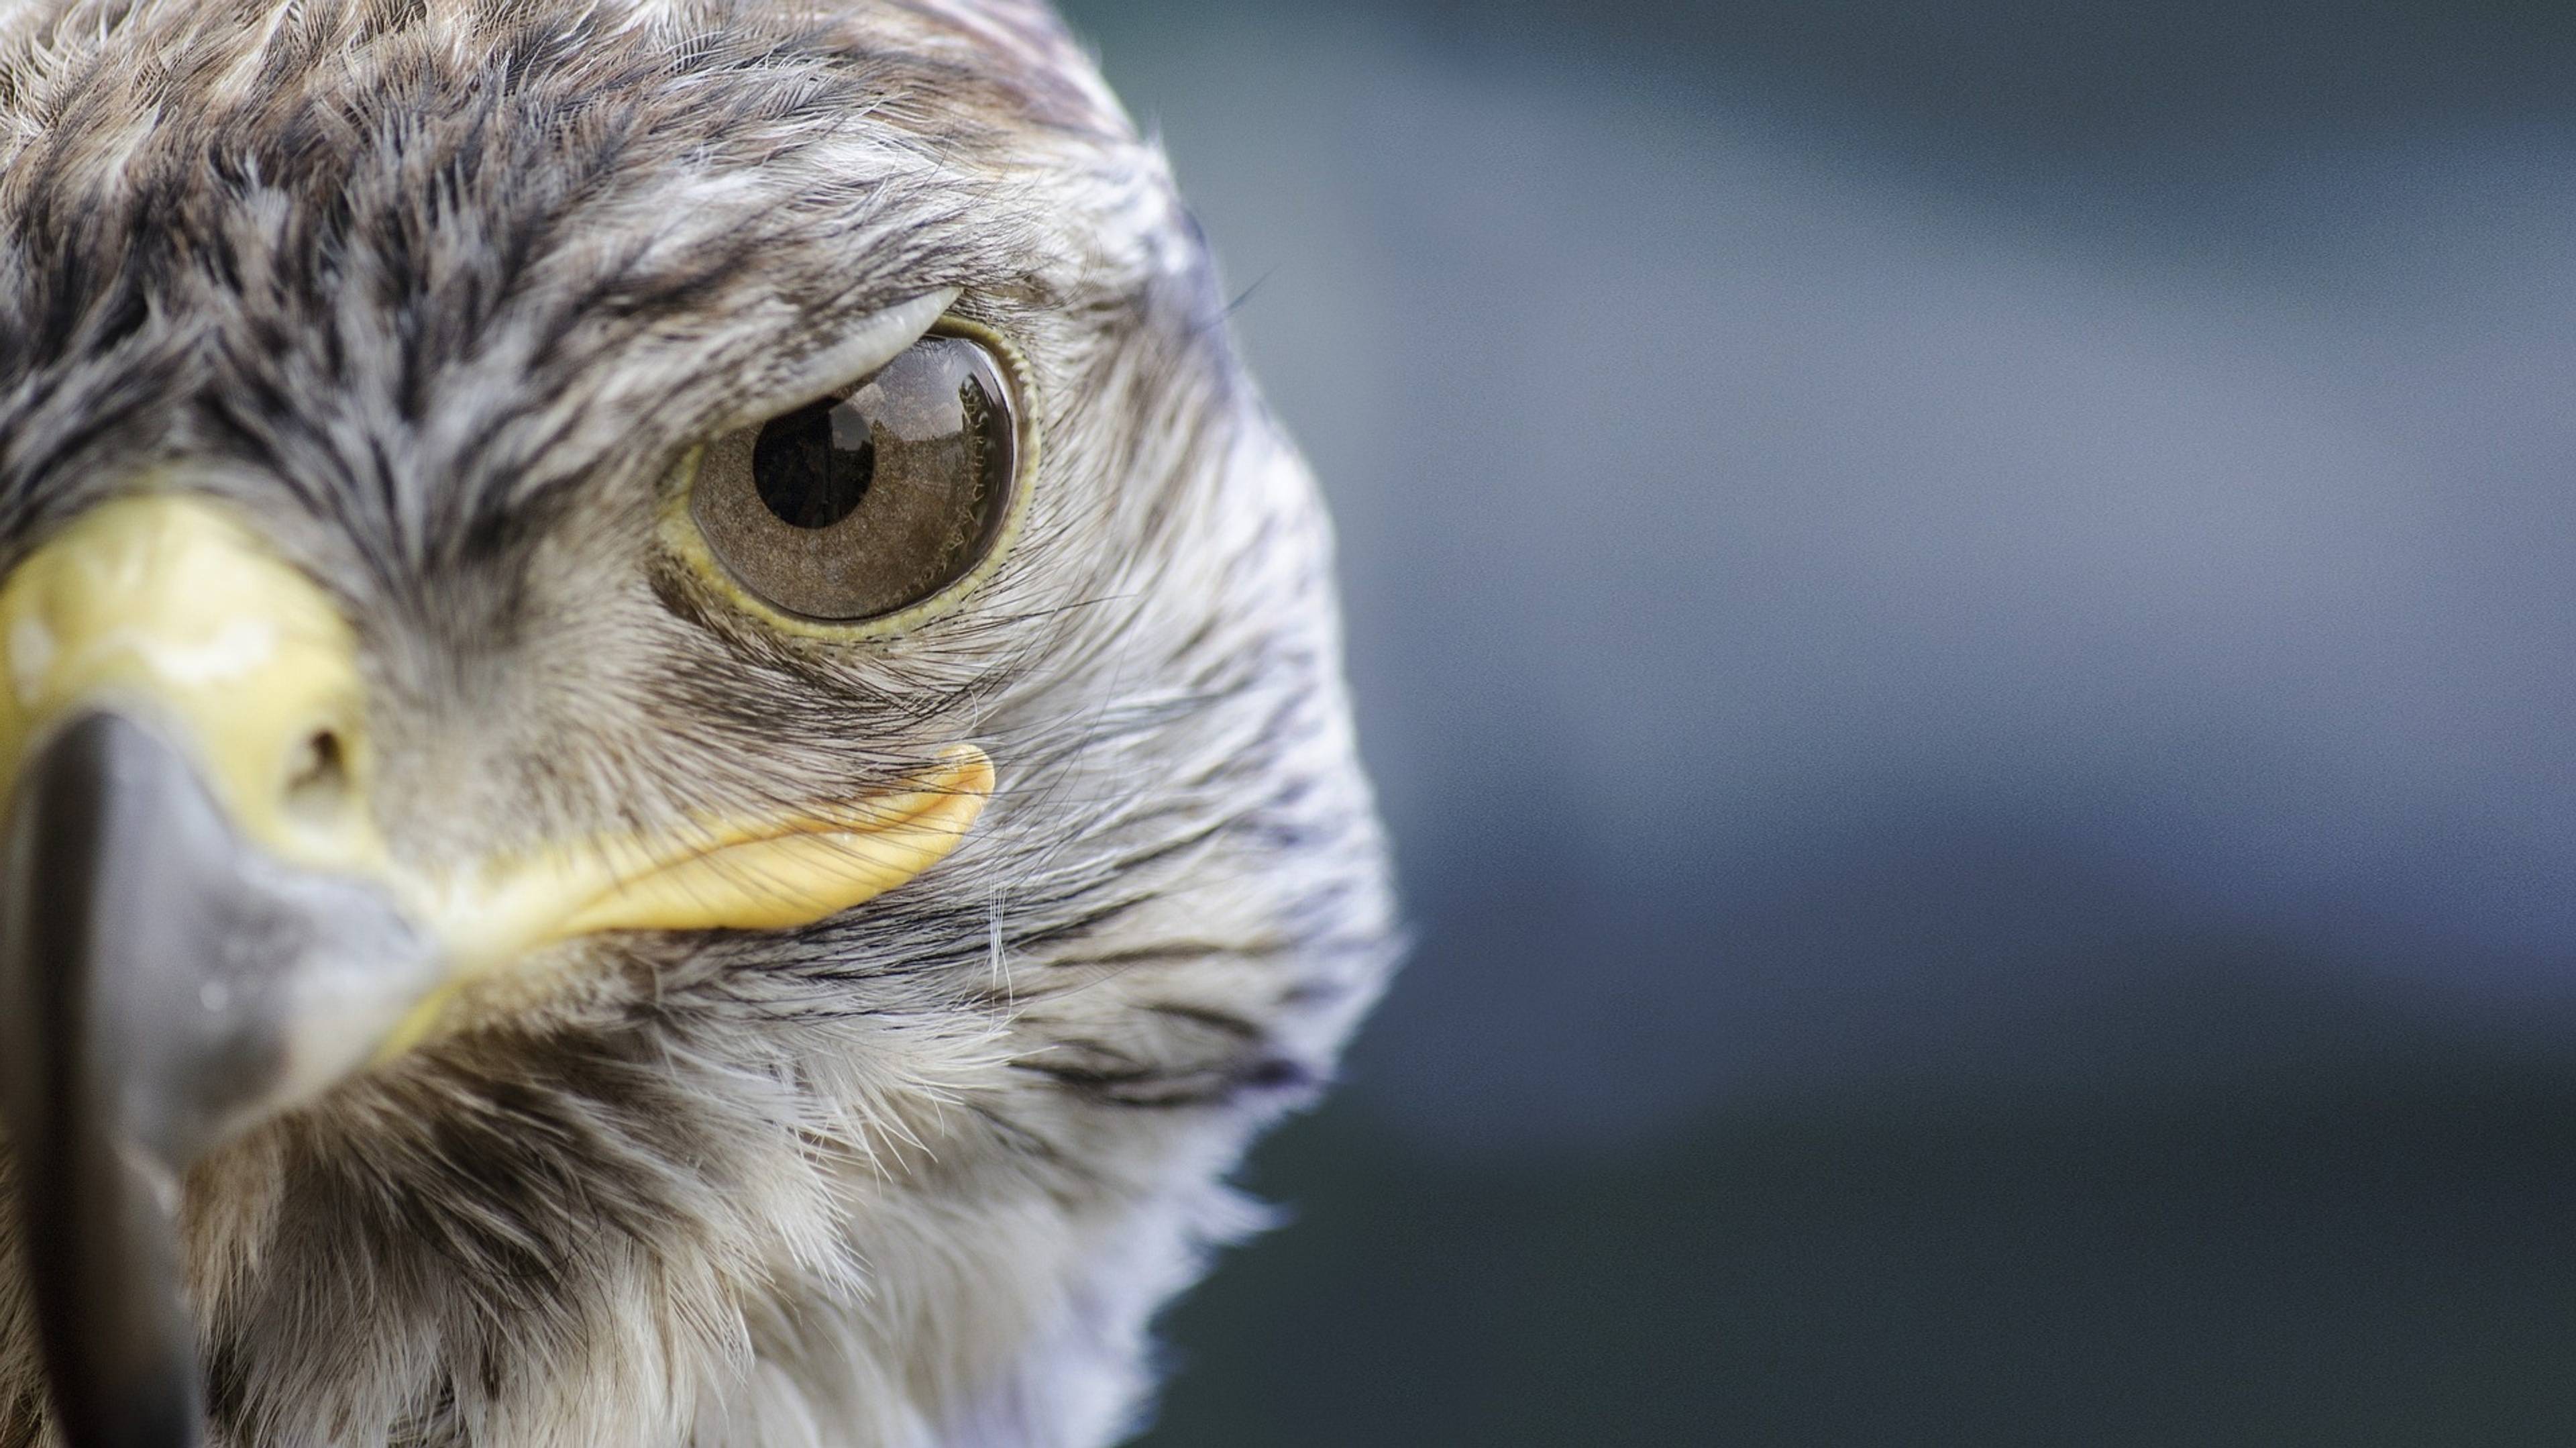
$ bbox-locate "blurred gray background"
[1053,1,2576,1441]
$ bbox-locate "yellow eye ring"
[658,313,1040,641]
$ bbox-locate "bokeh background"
[1051,1,2576,1441]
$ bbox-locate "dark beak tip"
[1,711,355,1448]
[4,711,431,1448]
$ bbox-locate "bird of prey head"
[0,1,1395,1443]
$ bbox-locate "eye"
[688,329,1024,623]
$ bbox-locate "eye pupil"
[752,400,876,529]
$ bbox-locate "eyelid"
[725,289,962,430]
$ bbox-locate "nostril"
[280,727,352,822]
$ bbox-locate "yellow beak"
[0,493,993,1065]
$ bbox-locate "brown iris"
[692,331,1021,621]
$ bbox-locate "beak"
[0,711,429,1448]
[0,495,992,1447]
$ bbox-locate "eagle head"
[0,1,1395,1443]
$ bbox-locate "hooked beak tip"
[0,711,428,1448]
